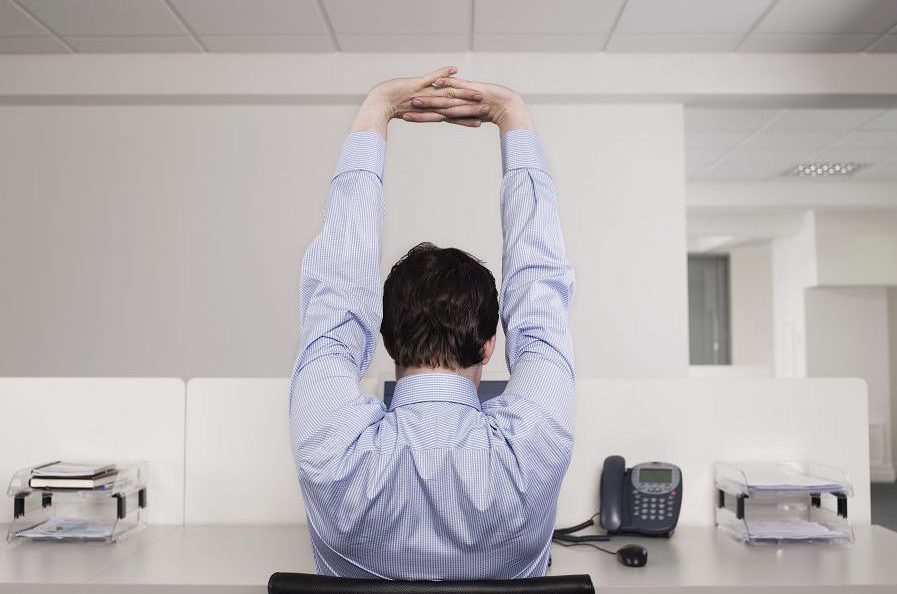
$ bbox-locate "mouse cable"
[551,536,617,557]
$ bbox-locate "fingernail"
[480,106,490,114]
[449,67,457,74]
[434,79,443,86]
[412,99,422,106]
[474,94,483,101]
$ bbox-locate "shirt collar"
[389,372,481,412]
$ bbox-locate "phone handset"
[599,455,626,532]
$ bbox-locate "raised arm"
[289,68,487,461]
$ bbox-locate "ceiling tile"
[606,33,740,52]
[336,33,468,52]
[685,108,780,132]
[686,131,752,149]
[686,148,729,177]
[869,34,897,52]
[701,149,812,181]
[323,0,469,34]
[615,0,775,34]
[169,0,327,35]
[813,147,897,164]
[765,109,884,131]
[19,0,187,36]
[65,35,201,52]
[201,34,333,52]
[737,130,843,151]
[474,33,607,51]
[855,158,897,180]
[739,33,880,52]
[756,0,897,34]
[828,130,897,149]
[474,0,625,34]
[687,147,729,163]
[0,0,47,36]
[0,35,69,53]
[862,110,897,130]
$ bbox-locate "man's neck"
[396,364,482,386]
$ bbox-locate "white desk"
[0,526,176,594]
[2,525,897,593]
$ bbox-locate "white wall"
[771,211,817,378]
[0,103,688,380]
[805,287,895,482]
[814,210,897,287]
[729,242,773,371]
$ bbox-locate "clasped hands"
[351,66,533,137]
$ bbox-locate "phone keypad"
[632,491,677,523]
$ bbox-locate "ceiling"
[686,107,897,182]
[1,0,897,54]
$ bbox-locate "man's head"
[382,243,499,374]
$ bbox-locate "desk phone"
[600,455,682,537]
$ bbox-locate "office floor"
[872,482,897,531]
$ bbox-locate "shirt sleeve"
[485,129,576,441]
[289,131,388,465]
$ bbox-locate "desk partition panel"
[560,378,871,526]
[182,377,871,526]
[184,378,304,524]
[0,378,186,525]
[183,377,378,524]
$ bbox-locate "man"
[290,66,575,580]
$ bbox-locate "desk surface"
[2,525,897,593]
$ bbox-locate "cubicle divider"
[184,378,301,524]
[182,377,871,527]
[0,378,186,525]
[559,378,871,526]
[0,377,871,528]
[183,377,378,524]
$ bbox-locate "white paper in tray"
[17,518,114,540]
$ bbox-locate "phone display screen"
[638,468,673,484]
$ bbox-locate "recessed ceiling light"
[787,162,866,178]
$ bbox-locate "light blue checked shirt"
[290,129,575,580]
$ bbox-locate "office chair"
[268,572,595,594]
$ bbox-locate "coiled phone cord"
[551,512,618,556]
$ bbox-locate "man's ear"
[481,335,497,366]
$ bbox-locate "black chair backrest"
[268,572,595,594]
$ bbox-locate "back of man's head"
[382,242,499,370]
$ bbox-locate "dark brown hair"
[381,242,499,369]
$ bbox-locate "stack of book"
[29,461,119,490]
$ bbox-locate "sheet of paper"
[721,462,846,493]
[746,520,849,540]
[16,518,114,540]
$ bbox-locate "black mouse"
[616,544,648,567]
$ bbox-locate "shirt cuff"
[333,131,387,181]
[501,129,549,175]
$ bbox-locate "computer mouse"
[616,544,648,567]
